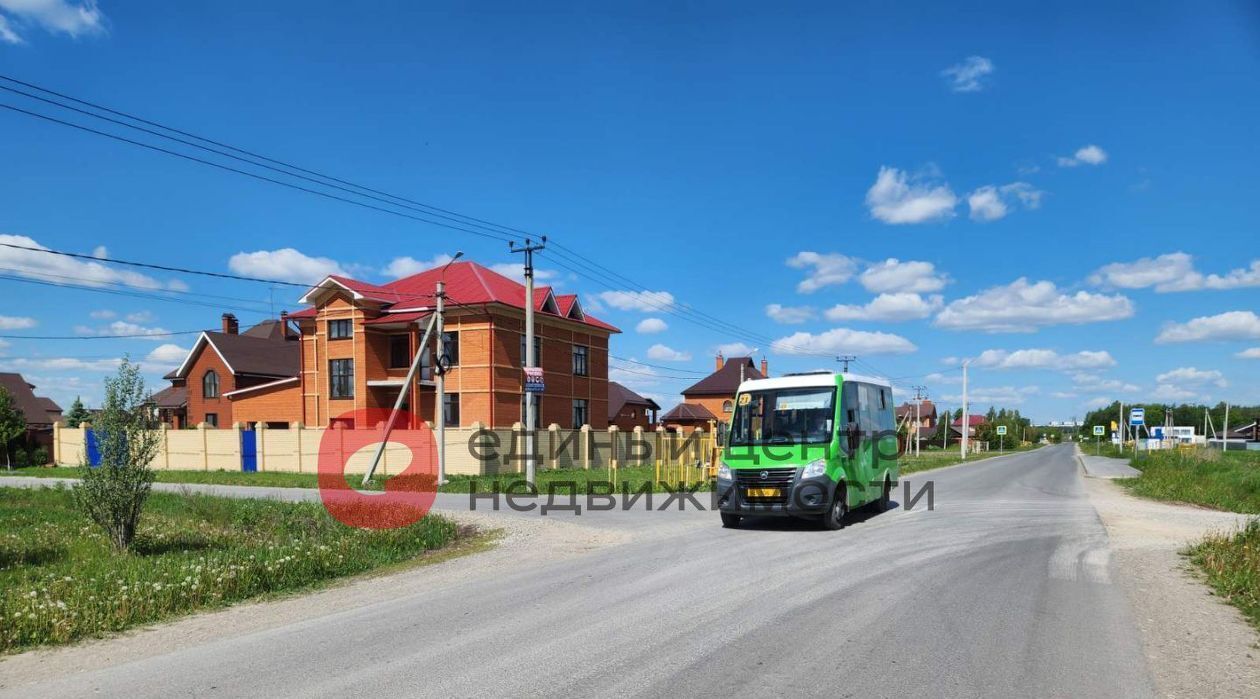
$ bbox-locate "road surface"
[2,444,1159,697]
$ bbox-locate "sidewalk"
[1078,452,1141,479]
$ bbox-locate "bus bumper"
[715,474,835,518]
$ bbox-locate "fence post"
[548,424,560,470]
[160,423,170,470]
[337,421,346,475]
[607,425,619,485]
[199,423,209,471]
[511,422,524,474]
[232,422,245,472]
[294,423,304,473]
[53,421,61,466]
[257,421,267,472]
[581,424,591,470]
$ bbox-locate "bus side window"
[859,384,878,438]
[843,383,859,425]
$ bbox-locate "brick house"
[896,399,937,443]
[0,372,63,451]
[608,381,660,431]
[163,315,300,428]
[659,353,767,432]
[951,414,987,439]
[287,261,618,429]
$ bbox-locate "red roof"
[952,415,987,427]
[303,261,618,332]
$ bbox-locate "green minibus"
[715,371,899,529]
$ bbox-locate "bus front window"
[728,388,836,446]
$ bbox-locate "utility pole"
[1118,402,1124,455]
[960,360,970,460]
[1223,402,1231,452]
[912,385,927,457]
[434,252,463,486]
[510,236,546,487]
[837,355,856,372]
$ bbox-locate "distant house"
[951,414,987,438]
[0,372,63,450]
[161,314,301,428]
[896,399,937,443]
[607,381,660,431]
[660,353,767,433]
[1225,422,1258,442]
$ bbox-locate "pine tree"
[64,396,90,428]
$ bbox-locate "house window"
[519,334,542,366]
[329,359,354,399]
[572,399,589,428]
[722,399,733,413]
[205,413,218,428]
[389,335,410,369]
[328,319,352,340]
[572,345,589,376]
[441,331,459,366]
[202,370,219,399]
[443,393,460,427]
[519,394,542,429]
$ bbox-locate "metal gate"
[240,429,258,472]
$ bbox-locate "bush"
[13,448,29,468]
[73,359,161,551]
[31,446,49,466]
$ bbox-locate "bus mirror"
[845,423,861,452]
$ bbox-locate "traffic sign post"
[996,424,1007,454]
[1093,424,1105,454]
[1130,408,1145,457]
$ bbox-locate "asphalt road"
[2,444,1157,698]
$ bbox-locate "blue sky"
[1,1,1258,421]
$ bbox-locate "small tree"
[0,387,25,470]
[64,396,90,428]
[73,358,160,551]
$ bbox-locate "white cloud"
[1155,311,1260,344]
[865,166,958,224]
[1155,367,1227,388]
[635,318,668,334]
[0,315,36,330]
[74,320,171,340]
[487,262,558,284]
[1050,391,1078,399]
[1072,373,1141,394]
[0,234,183,291]
[0,356,121,373]
[771,328,917,356]
[935,278,1134,332]
[646,344,692,362]
[941,56,994,93]
[824,293,943,322]
[967,182,1044,222]
[228,248,349,285]
[924,371,962,385]
[1151,384,1200,402]
[970,348,1117,371]
[765,304,816,324]
[125,310,155,323]
[1083,397,1115,410]
[142,344,190,370]
[1237,348,1260,359]
[941,385,1039,405]
[1057,144,1108,167]
[383,254,453,279]
[715,342,756,357]
[786,252,856,293]
[596,290,674,313]
[1093,253,1260,293]
[858,258,949,294]
[0,0,106,43]
[89,309,116,320]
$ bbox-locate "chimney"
[760,357,768,377]
[221,313,239,335]
[715,352,725,371]
[280,311,291,339]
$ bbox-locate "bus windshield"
[728,387,836,446]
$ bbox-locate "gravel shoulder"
[1079,451,1260,698]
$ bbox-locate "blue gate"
[86,428,101,468]
[241,429,257,472]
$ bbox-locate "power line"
[0,330,204,340]
[608,355,707,375]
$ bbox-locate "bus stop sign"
[1129,407,1145,426]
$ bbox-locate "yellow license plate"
[746,487,781,498]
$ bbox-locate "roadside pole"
[1118,402,1124,455]
[436,277,445,484]
[511,237,546,487]
[960,360,970,460]
[363,314,438,486]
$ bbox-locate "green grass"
[1116,448,1260,514]
[1186,518,1260,630]
[0,485,473,654]
[899,442,1044,475]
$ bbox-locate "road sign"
[1129,407,1145,426]
[1093,425,1105,436]
[996,425,1007,435]
[524,367,545,393]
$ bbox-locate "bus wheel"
[877,477,891,512]
[823,484,848,530]
[720,513,741,529]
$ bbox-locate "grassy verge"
[0,485,473,654]
[1115,448,1260,514]
[1186,519,1260,630]
[899,443,1044,475]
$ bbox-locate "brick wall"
[185,343,235,426]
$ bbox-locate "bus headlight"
[717,462,732,481]
[801,459,827,479]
